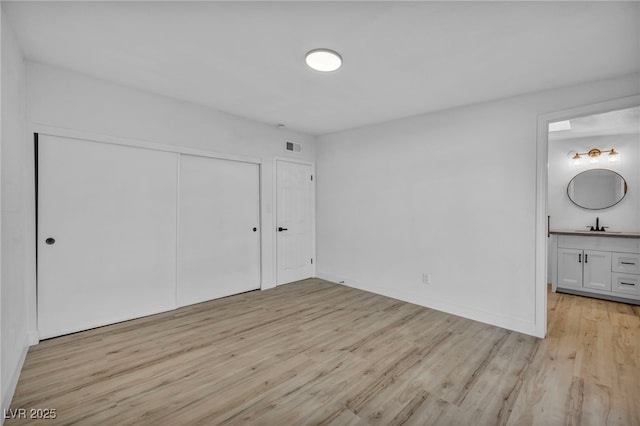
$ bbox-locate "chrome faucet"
[588,217,608,232]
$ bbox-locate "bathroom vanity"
[550,230,640,304]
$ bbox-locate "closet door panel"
[38,134,178,339]
[178,155,260,307]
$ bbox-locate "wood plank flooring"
[6,279,640,425]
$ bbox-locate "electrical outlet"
[422,273,430,285]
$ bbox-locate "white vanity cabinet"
[553,233,640,304]
[558,249,611,291]
[611,253,640,297]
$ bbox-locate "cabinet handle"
[620,282,636,286]
[585,254,588,263]
[578,253,582,263]
[621,262,636,265]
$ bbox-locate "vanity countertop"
[549,229,640,239]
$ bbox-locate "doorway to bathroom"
[537,96,640,336]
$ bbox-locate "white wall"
[24,62,315,331]
[1,8,29,416]
[548,133,639,232]
[316,73,640,337]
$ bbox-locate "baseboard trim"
[27,330,39,346]
[1,338,29,421]
[316,272,345,284]
[316,272,539,338]
[557,287,640,305]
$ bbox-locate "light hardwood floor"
[6,279,640,425]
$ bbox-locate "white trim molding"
[535,94,640,338]
[32,124,262,165]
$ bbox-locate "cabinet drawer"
[612,253,640,274]
[611,273,640,296]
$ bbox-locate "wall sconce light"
[571,148,619,166]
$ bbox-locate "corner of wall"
[1,6,31,416]
[0,340,28,418]
[0,7,4,419]
[315,75,640,340]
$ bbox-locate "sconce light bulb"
[608,149,619,163]
[572,153,582,166]
[587,148,601,164]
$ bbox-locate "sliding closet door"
[177,155,260,307]
[38,135,178,339]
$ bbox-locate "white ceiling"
[4,1,640,136]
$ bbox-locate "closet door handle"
[578,253,582,263]
[584,254,588,263]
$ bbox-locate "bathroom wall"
[548,131,640,232]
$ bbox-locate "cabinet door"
[557,248,582,289]
[583,250,612,291]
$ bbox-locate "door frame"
[535,94,640,338]
[273,157,316,286]
[33,125,262,164]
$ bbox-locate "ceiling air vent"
[286,141,301,152]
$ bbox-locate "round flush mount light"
[305,48,342,72]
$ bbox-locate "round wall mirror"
[567,169,627,210]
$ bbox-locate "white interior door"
[38,135,178,339]
[276,160,314,285]
[178,155,260,307]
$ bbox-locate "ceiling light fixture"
[305,49,342,72]
[571,148,619,166]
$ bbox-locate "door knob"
[278,227,288,232]
[253,227,257,232]
[45,237,56,245]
